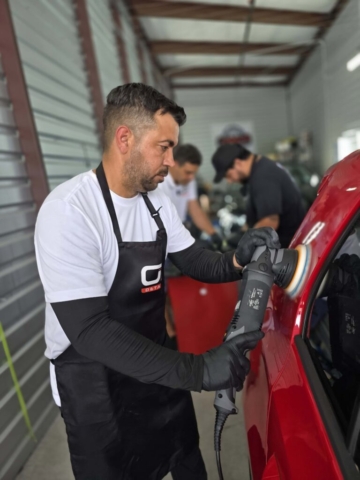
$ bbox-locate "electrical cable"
[214,408,229,480]
[216,450,224,480]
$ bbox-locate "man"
[212,144,306,247]
[158,144,221,340]
[158,144,222,249]
[35,83,279,480]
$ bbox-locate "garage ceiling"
[128,0,349,89]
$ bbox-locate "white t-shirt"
[158,173,197,223]
[34,170,194,405]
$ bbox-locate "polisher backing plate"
[285,244,311,299]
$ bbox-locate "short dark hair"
[173,144,202,166]
[102,83,187,151]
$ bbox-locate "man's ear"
[115,126,131,154]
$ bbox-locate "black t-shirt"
[245,157,306,247]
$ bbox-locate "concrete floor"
[16,392,250,480]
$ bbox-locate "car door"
[243,152,360,479]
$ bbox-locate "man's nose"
[164,151,175,167]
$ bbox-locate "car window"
[306,219,360,467]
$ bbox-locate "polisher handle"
[214,247,275,415]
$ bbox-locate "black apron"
[54,163,199,480]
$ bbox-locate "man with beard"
[212,144,305,247]
[35,83,278,480]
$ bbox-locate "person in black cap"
[212,144,306,247]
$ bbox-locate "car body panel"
[243,151,360,479]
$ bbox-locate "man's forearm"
[169,244,242,283]
[188,200,215,235]
[254,215,280,230]
[51,297,203,391]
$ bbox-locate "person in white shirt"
[34,83,276,480]
[159,144,222,249]
[158,144,223,340]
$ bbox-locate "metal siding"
[288,48,325,171]
[87,0,124,101]
[0,57,57,480]
[175,87,288,183]
[143,44,156,87]
[117,0,142,83]
[1,1,103,477]
[10,0,102,189]
[1,401,55,480]
[290,0,360,172]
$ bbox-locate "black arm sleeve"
[168,243,242,283]
[51,296,203,391]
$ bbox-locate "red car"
[243,151,360,480]
[169,151,360,479]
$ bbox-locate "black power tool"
[214,244,311,480]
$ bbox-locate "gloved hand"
[235,227,280,268]
[201,330,264,391]
[210,232,223,251]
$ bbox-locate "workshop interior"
[1,0,360,479]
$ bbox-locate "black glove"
[235,227,280,267]
[210,232,223,251]
[202,330,264,391]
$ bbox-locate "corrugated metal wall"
[287,48,324,171]
[0,1,174,478]
[117,0,142,83]
[87,0,124,102]
[175,87,288,182]
[10,0,102,191]
[0,56,57,480]
[143,43,156,87]
[290,0,360,172]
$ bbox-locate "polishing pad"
[285,244,311,299]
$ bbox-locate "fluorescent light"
[347,53,360,72]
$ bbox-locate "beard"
[124,146,168,193]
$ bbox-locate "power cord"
[214,408,230,480]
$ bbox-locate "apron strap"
[141,193,165,231]
[96,162,122,243]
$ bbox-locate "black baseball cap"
[212,144,243,183]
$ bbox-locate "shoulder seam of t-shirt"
[65,173,96,202]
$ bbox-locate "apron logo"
[141,264,162,293]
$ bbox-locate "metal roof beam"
[132,1,329,27]
[167,66,294,78]
[151,41,310,56]
[173,81,286,89]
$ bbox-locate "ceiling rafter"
[131,0,330,27]
[123,0,173,94]
[128,0,350,89]
[151,41,311,56]
[167,66,294,78]
[174,81,285,89]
